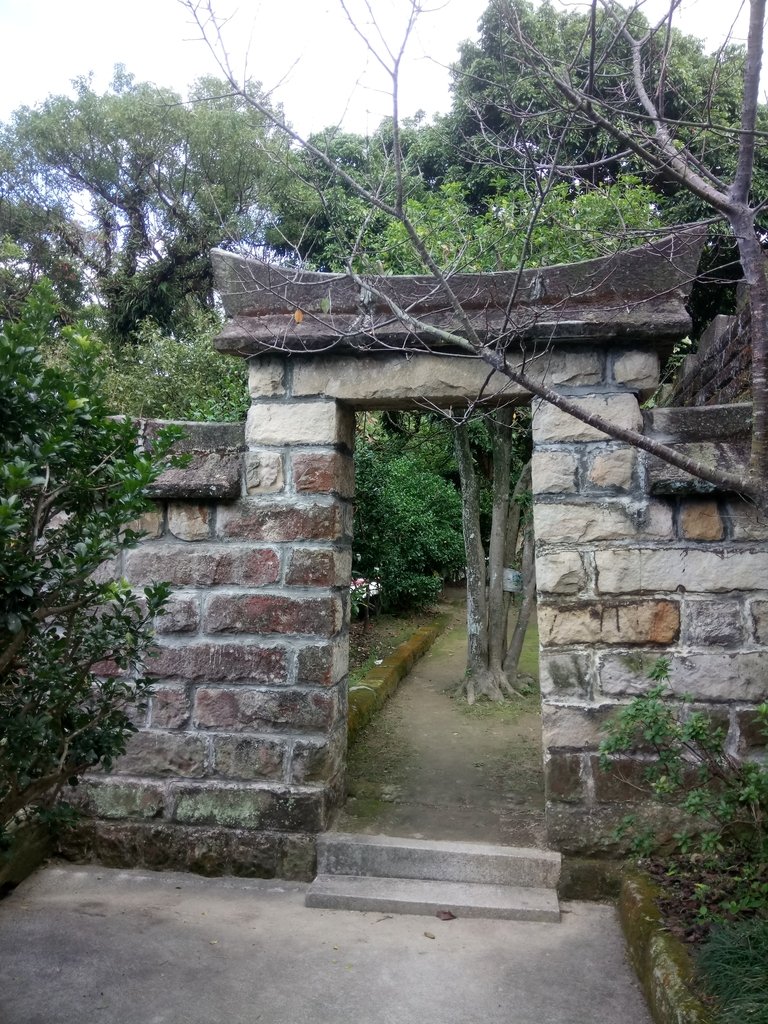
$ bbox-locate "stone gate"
[63,228,768,878]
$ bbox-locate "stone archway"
[65,228,768,877]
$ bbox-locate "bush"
[0,286,179,846]
[600,658,768,922]
[353,441,465,612]
[89,314,248,422]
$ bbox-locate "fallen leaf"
[436,910,456,921]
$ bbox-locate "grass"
[454,621,541,720]
[697,919,768,1023]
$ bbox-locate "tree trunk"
[453,423,488,703]
[453,417,523,703]
[488,409,513,674]
[500,459,532,653]
[503,520,536,685]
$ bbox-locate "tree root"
[455,667,524,704]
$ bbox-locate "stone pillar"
[531,345,676,855]
[63,372,354,879]
[534,353,768,857]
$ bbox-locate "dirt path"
[335,594,546,846]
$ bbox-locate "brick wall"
[669,306,752,407]
[61,411,353,880]
[534,401,768,854]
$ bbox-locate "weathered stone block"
[212,736,287,780]
[246,401,353,447]
[591,756,651,803]
[127,510,164,540]
[149,453,241,502]
[150,685,191,730]
[244,451,284,494]
[290,729,346,784]
[248,356,286,398]
[285,548,352,588]
[193,686,340,732]
[155,593,200,634]
[532,394,642,444]
[531,451,578,494]
[205,593,343,636]
[536,551,586,595]
[113,732,207,778]
[537,349,604,386]
[151,642,287,683]
[679,499,724,541]
[596,548,768,594]
[295,642,349,686]
[539,652,595,699]
[542,702,623,749]
[751,600,768,643]
[80,780,165,820]
[642,499,675,539]
[612,351,659,393]
[546,801,689,858]
[217,501,345,543]
[539,601,679,646]
[735,709,768,756]
[545,752,584,802]
[172,783,326,832]
[292,451,355,497]
[126,544,280,588]
[728,499,768,541]
[599,651,768,702]
[683,600,743,646]
[586,448,635,490]
[167,504,212,541]
[534,501,635,543]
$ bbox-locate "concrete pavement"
[0,863,652,1024]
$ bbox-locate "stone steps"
[305,873,560,921]
[306,832,561,922]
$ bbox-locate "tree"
[0,68,289,341]
[183,0,768,704]
[184,0,768,497]
[0,285,179,846]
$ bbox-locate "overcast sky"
[0,0,759,136]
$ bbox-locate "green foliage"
[0,285,180,845]
[353,437,465,612]
[97,315,249,422]
[600,658,768,921]
[355,177,663,275]
[697,919,768,1024]
[1,68,288,341]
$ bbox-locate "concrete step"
[316,832,561,889]
[305,874,561,922]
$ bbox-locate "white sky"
[0,0,759,136]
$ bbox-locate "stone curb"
[347,613,452,740]
[619,874,713,1024]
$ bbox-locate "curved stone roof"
[211,226,706,358]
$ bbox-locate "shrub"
[0,286,179,846]
[353,441,465,612]
[70,313,248,422]
[600,658,768,922]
